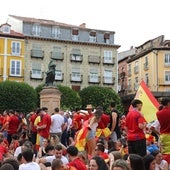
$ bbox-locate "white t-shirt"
[45,155,68,164]
[14,146,22,158]
[19,162,40,170]
[67,117,72,131]
[50,114,64,133]
[155,160,168,170]
[151,120,160,133]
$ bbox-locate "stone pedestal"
[40,86,61,114]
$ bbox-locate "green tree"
[79,86,124,114]
[0,81,37,113]
[35,83,44,107]
[57,85,81,110]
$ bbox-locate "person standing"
[125,99,147,157]
[109,102,121,142]
[36,108,51,147]
[156,98,170,165]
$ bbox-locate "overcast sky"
[1,0,169,52]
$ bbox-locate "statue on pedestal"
[45,60,56,86]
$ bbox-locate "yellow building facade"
[0,23,25,82]
[127,35,170,96]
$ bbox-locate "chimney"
[79,23,86,28]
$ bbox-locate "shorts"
[87,130,96,140]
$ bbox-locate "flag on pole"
[132,80,160,123]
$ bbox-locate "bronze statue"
[45,60,56,86]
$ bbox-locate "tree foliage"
[79,86,124,114]
[0,81,37,113]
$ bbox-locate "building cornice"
[25,36,120,49]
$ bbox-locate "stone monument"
[40,60,61,114]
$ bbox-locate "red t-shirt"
[72,113,84,130]
[126,109,146,141]
[8,115,20,135]
[157,107,170,134]
[29,113,37,132]
[99,152,109,161]
[0,144,7,160]
[39,113,51,138]
[67,158,87,170]
[98,113,110,129]
[0,116,4,125]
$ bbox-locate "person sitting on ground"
[19,149,40,170]
[66,146,87,170]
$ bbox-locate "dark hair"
[11,134,19,140]
[151,150,160,157]
[22,149,34,162]
[54,107,59,112]
[131,99,142,108]
[110,151,122,161]
[9,110,14,114]
[96,144,105,152]
[36,108,43,114]
[108,139,117,152]
[129,154,145,170]
[2,158,19,170]
[94,109,103,119]
[45,145,55,153]
[96,106,104,111]
[110,102,116,108]
[55,144,62,151]
[52,159,63,170]
[66,146,78,156]
[17,153,22,162]
[143,154,155,170]
[161,98,170,106]
[0,163,14,170]
[90,156,108,170]
[42,107,48,111]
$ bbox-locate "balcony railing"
[51,52,64,60]
[88,55,100,64]
[30,71,44,80]
[70,74,83,82]
[88,75,100,84]
[70,54,83,62]
[31,49,44,59]
[159,78,170,85]
[134,66,139,74]
[55,73,64,81]
[103,76,115,85]
[103,57,115,65]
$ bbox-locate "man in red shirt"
[157,98,170,163]
[126,99,147,157]
[67,146,87,170]
[36,108,51,147]
[6,110,20,144]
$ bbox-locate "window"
[104,70,113,84]
[70,49,82,62]
[103,51,113,63]
[11,42,21,56]
[134,77,139,90]
[128,64,131,76]
[88,55,100,64]
[31,62,42,79]
[165,71,170,82]
[55,70,63,80]
[128,79,132,91]
[31,44,44,58]
[52,26,60,38]
[89,68,99,83]
[1,25,10,33]
[134,61,139,74]
[164,54,170,65]
[145,73,149,86]
[72,29,79,41]
[89,31,96,42]
[71,67,81,82]
[51,46,63,60]
[32,24,41,36]
[10,60,21,76]
[104,33,110,44]
[144,56,149,70]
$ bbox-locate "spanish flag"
[133,80,160,123]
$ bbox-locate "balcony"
[70,74,83,82]
[144,62,149,70]
[55,72,64,81]
[51,52,64,60]
[31,49,44,59]
[70,54,83,62]
[103,57,115,65]
[103,76,115,85]
[8,68,24,78]
[88,75,100,84]
[30,70,44,80]
[88,55,100,64]
[127,69,131,76]
[134,66,139,74]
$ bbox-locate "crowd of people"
[0,98,169,170]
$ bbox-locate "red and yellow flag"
[133,80,160,123]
